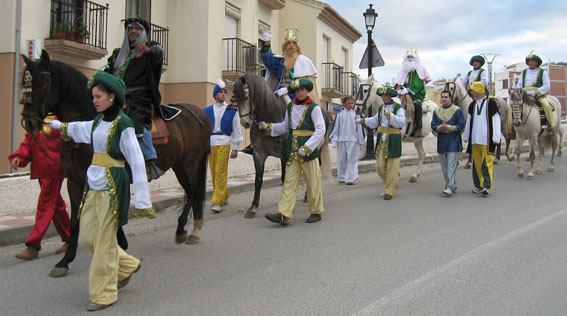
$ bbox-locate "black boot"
[146,159,165,182]
[240,144,253,155]
[411,100,423,137]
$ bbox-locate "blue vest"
[204,105,237,136]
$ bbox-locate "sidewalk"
[0,135,442,246]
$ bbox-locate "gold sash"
[92,152,125,168]
[378,126,400,135]
[292,130,314,137]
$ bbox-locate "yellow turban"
[469,81,485,94]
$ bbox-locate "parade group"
[7,18,559,311]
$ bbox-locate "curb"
[0,153,446,247]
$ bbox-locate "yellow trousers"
[80,190,140,305]
[209,145,231,206]
[524,87,556,129]
[376,146,401,196]
[471,144,494,189]
[277,157,324,219]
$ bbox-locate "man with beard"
[394,48,432,138]
[259,27,319,104]
[106,18,164,180]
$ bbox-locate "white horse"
[508,88,561,179]
[354,75,438,183]
[442,79,513,163]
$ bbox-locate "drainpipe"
[11,0,22,173]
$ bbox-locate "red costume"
[9,129,70,250]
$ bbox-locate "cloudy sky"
[325,0,567,84]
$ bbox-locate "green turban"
[525,53,542,66]
[288,78,313,93]
[376,86,398,97]
[88,71,126,102]
[469,55,485,66]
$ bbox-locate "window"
[502,79,508,89]
[225,2,240,38]
[125,0,151,22]
[322,35,330,62]
[342,47,348,71]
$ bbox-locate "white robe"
[463,98,501,145]
[330,109,365,183]
[65,120,152,210]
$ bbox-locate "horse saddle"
[151,117,169,146]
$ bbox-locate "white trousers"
[337,141,360,184]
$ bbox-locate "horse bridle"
[445,82,468,105]
[20,68,53,131]
[510,90,534,126]
[356,81,374,115]
[237,86,257,124]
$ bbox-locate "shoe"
[472,187,483,194]
[338,180,345,183]
[87,302,114,312]
[384,194,393,200]
[211,204,222,213]
[265,213,289,226]
[240,144,254,155]
[15,246,39,260]
[481,188,490,195]
[55,242,68,254]
[443,188,452,196]
[306,214,322,223]
[345,182,355,185]
[118,260,141,290]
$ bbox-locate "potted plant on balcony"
[51,22,72,40]
[74,21,90,44]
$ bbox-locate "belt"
[292,130,314,137]
[92,153,125,168]
[378,126,400,135]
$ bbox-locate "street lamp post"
[363,4,377,159]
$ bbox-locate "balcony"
[321,62,344,98]
[150,23,169,70]
[45,0,109,59]
[258,0,285,10]
[222,38,265,81]
[343,72,360,98]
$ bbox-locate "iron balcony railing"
[321,62,345,94]
[49,0,109,50]
[150,23,169,66]
[223,38,265,76]
[343,72,360,98]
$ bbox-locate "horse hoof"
[536,169,543,175]
[49,267,68,278]
[409,176,417,183]
[302,197,308,203]
[185,235,200,245]
[464,164,471,169]
[244,210,256,219]
[175,232,187,244]
[548,167,554,172]
[507,156,515,161]
[518,173,524,178]
[527,174,534,180]
[493,160,499,165]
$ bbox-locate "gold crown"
[284,27,299,42]
[406,48,418,56]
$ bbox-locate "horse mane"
[49,60,97,119]
[238,74,285,122]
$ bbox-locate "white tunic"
[364,103,406,141]
[330,109,365,146]
[517,68,550,95]
[209,102,243,150]
[271,102,325,152]
[463,98,502,145]
[65,119,152,210]
[462,68,489,88]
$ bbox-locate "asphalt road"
[1,155,566,316]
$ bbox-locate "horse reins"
[445,82,468,105]
[357,81,374,116]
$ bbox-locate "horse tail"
[193,153,208,221]
[319,140,332,179]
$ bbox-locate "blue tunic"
[260,47,297,100]
[431,105,466,153]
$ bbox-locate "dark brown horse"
[20,50,211,277]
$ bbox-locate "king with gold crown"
[259,26,319,104]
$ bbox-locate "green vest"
[78,113,133,227]
[521,68,545,93]
[407,71,426,101]
[287,102,320,163]
[375,103,403,158]
[467,68,485,82]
